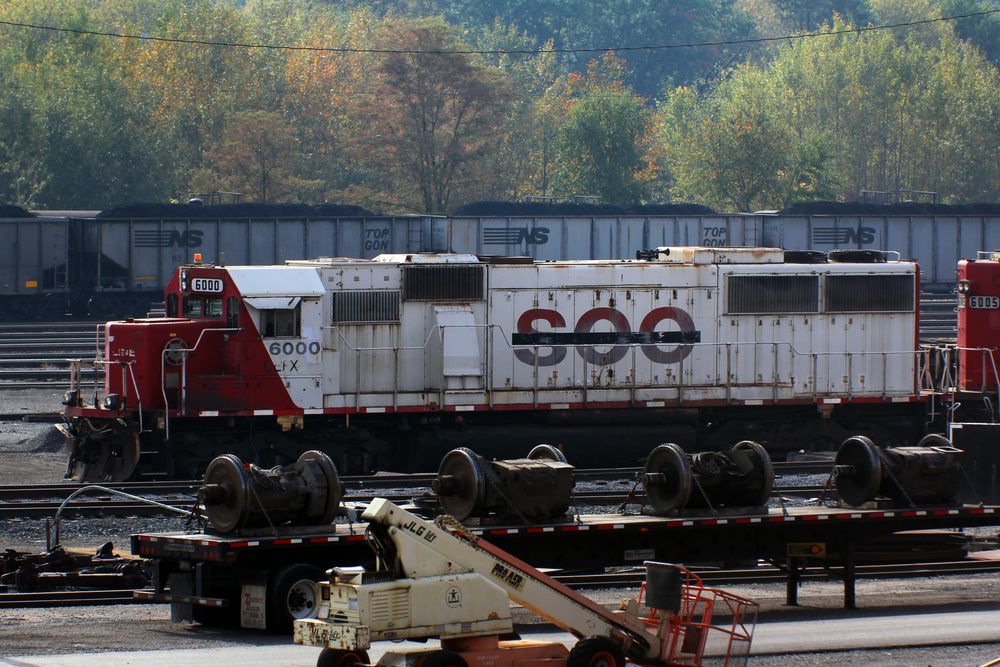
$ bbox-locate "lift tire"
[567,637,625,667]
[267,563,325,634]
[317,648,371,667]
[419,650,469,667]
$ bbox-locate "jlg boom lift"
[294,499,757,667]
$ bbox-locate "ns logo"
[483,227,550,246]
[134,230,204,248]
[811,226,876,245]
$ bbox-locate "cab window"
[183,296,224,319]
[261,307,300,337]
[183,297,203,317]
[205,298,224,318]
[226,297,239,328]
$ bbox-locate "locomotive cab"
[957,253,1000,391]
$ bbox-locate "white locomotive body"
[269,247,917,410]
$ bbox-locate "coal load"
[451,201,716,216]
[779,200,1000,215]
[0,205,34,218]
[97,202,375,219]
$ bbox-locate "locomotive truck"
[61,245,926,482]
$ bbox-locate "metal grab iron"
[432,445,573,522]
[641,441,775,514]
[199,450,342,533]
[834,434,963,507]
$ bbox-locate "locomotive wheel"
[436,447,487,521]
[318,649,371,667]
[527,443,568,463]
[297,450,343,524]
[200,454,251,533]
[730,440,775,507]
[642,443,692,514]
[71,431,141,483]
[917,433,952,449]
[834,436,883,507]
[567,637,625,667]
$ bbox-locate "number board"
[968,295,1000,309]
[191,277,224,293]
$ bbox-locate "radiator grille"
[825,274,914,312]
[727,275,819,314]
[369,588,410,627]
[403,265,484,300]
[331,290,400,323]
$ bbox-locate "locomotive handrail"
[918,343,1000,421]
[327,323,919,407]
[160,327,240,440]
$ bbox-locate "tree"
[201,111,303,202]
[362,19,510,213]
[661,67,799,211]
[550,54,654,203]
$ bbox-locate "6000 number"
[268,341,321,355]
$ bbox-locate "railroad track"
[0,321,104,390]
[0,461,832,500]
[0,589,146,608]
[0,470,831,519]
[4,559,996,608]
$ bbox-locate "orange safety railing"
[637,567,758,667]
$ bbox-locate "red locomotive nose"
[957,256,1000,391]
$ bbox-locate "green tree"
[551,55,654,203]
[661,68,799,211]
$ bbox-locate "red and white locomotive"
[62,246,926,481]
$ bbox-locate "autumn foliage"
[0,0,997,211]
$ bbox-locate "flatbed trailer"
[133,503,1000,631]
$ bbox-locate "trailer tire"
[318,648,371,667]
[419,650,468,667]
[267,563,324,634]
[568,637,625,667]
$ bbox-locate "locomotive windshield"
[182,296,224,319]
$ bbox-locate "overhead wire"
[0,9,997,56]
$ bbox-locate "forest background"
[0,0,998,213]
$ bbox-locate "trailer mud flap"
[241,580,268,630]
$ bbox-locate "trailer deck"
[133,502,1000,621]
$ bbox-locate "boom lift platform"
[294,498,758,667]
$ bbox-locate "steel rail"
[0,589,146,608]
[0,464,830,500]
[0,485,830,519]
